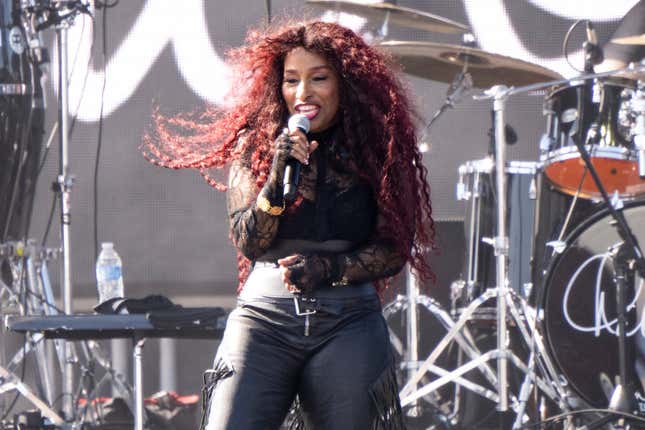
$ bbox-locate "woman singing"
[146,20,434,430]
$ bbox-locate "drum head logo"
[9,27,25,55]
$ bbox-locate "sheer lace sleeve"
[285,214,407,290]
[335,236,406,285]
[227,158,281,260]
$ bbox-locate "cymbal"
[376,40,562,88]
[611,33,645,45]
[612,61,645,81]
[306,0,469,34]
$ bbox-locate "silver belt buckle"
[293,296,316,316]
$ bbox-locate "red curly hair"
[144,20,435,292]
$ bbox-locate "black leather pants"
[201,295,404,430]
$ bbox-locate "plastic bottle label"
[98,266,122,282]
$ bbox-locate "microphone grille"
[288,114,310,133]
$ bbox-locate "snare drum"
[540,78,645,200]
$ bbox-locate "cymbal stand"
[383,266,440,417]
[0,241,66,426]
[384,266,502,422]
[399,86,571,428]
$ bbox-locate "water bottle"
[96,242,124,303]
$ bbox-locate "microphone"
[583,21,604,72]
[585,20,597,46]
[446,71,473,107]
[283,114,310,200]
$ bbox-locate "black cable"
[562,19,586,73]
[0,97,29,242]
[41,194,57,247]
[93,1,110,264]
[23,285,65,314]
[68,11,96,139]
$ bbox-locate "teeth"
[297,105,318,112]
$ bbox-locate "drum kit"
[307,1,645,429]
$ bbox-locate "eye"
[283,78,298,84]
[313,75,328,81]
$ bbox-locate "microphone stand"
[57,19,76,424]
[24,2,90,422]
[570,41,644,418]
[265,0,271,24]
[418,70,473,147]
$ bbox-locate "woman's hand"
[266,129,319,191]
[278,254,305,294]
[285,129,319,166]
[277,252,338,295]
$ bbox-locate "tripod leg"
[0,365,64,425]
[26,256,55,404]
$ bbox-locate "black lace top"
[227,123,406,286]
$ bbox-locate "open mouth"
[295,104,320,120]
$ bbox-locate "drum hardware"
[0,84,28,95]
[305,0,470,35]
[633,84,645,178]
[383,265,464,422]
[397,86,574,430]
[0,241,66,426]
[384,275,505,426]
[607,243,640,414]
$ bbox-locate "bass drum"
[540,201,645,408]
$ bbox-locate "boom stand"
[398,86,568,428]
[55,21,75,422]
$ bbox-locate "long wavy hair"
[144,20,435,292]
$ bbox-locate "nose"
[296,80,311,101]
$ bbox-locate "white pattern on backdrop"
[53,0,637,122]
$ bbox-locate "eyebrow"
[283,65,332,74]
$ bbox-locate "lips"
[295,103,320,120]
